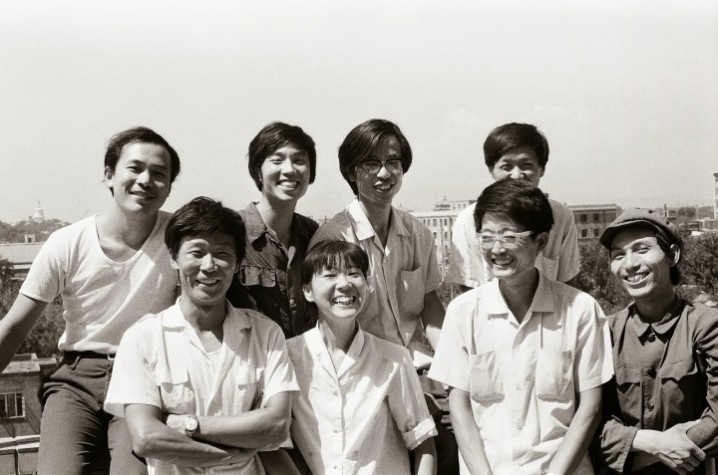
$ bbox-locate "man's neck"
[635,290,679,324]
[97,206,158,251]
[357,199,392,246]
[498,269,540,324]
[256,197,295,247]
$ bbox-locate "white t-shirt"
[20,211,176,353]
[448,199,580,287]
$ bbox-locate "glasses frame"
[476,229,534,250]
[359,158,403,174]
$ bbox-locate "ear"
[539,167,545,178]
[535,232,549,253]
[104,166,114,188]
[668,244,681,267]
[170,254,179,271]
[347,166,357,182]
[302,283,315,303]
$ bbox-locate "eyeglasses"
[359,159,403,174]
[477,230,533,249]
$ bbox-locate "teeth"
[198,278,218,285]
[279,181,299,189]
[332,296,355,305]
[375,184,391,191]
[625,274,647,283]
[492,258,512,266]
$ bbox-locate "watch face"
[185,416,198,431]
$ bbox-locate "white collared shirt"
[105,300,299,475]
[448,199,580,287]
[310,199,440,364]
[287,326,437,475]
[429,273,612,475]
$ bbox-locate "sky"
[1,0,717,224]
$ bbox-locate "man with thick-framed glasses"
[430,179,612,475]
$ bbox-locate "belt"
[62,350,115,361]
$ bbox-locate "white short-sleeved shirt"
[429,273,613,475]
[19,211,176,353]
[448,199,580,287]
[105,300,299,475]
[287,326,437,475]
[309,199,441,364]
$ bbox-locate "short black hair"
[105,126,181,194]
[484,123,549,170]
[338,119,412,195]
[247,122,316,191]
[165,196,246,261]
[474,179,554,235]
[302,240,369,285]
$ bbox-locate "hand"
[634,428,705,475]
[164,413,185,433]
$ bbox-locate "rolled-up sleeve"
[104,323,159,417]
[388,348,438,450]
[599,415,639,473]
[574,299,614,392]
[260,323,299,406]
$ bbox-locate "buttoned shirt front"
[227,202,318,338]
[309,199,440,363]
[448,199,580,287]
[105,300,299,475]
[287,326,437,475]
[429,273,612,475]
[599,300,718,474]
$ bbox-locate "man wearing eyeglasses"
[430,179,612,475]
[310,118,458,474]
[448,123,580,293]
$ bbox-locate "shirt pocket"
[659,358,699,382]
[469,351,504,403]
[239,265,277,288]
[399,266,426,317]
[155,366,195,414]
[535,350,573,401]
[234,363,260,411]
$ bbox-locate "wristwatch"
[183,415,199,438]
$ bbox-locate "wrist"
[632,429,658,454]
[183,414,199,438]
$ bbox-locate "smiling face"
[105,142,172,216]
[609,226,678,303]
[351,135,403,209]
[490,146,544,186]
[303,265,367,323]
[479,212,546,284]
[172,233,239,309]
[259,144,311,204]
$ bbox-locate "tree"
[681,232,718,301]
[573,242,631,315]
[1,257,63,358]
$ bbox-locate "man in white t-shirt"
[0,127,181,474]
[448,123,580,292]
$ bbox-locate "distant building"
[0,243,43,280]
[714,172,718,219]
[569,204,621,242]
[31,202,45,224]
[411,198,474,277]
[0,354,56,439]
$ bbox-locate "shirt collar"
[241,202,268,243]
[346,198,409,241]
[629,298,684,337]
[481,271,556,320]
[305,322,366,358]
[160,299,252,332]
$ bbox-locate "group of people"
[0,119,715,475]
